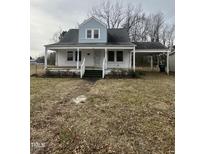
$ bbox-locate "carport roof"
[133,42,168,49]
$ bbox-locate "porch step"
[84,70,102,78]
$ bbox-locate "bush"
[127,70,140,78]
[109,69,142,78]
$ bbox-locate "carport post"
[77,48,79,69]
[129,51,132,68]
[44,47,48,69]
[166,52,170,75]
[133,47,136,72]
[150,56,153,70]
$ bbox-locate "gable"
[79,17,107,43]
[79,16,107,28]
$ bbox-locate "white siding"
[169,53,175,72]
[57,50,80,67]
[107,50,131,69]
[56,49,131,69]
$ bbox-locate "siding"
[79,18,107,43]
[57,49,80,67]
[56,50,131,69]
[107,50,131,69]
[169,53,175,72]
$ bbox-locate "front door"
[94,50,103,67]
[84,50,94,66]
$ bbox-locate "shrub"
[109,69,142,78]
[127,70,140,78]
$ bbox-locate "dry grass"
[31,73,175,154]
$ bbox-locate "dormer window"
[86,29,100,39]
[94,29,99,38]
[87,30,92,39]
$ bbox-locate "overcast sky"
[31,0,175,58]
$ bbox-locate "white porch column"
[77,48,79,69]
[133,47,136,71]
[150,55,153,70]
[55,51,58,66]
[44,47,48,69]
[105,48,107,69]
[166,52,170,75]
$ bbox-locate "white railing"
[102,57,106,78]
[80,58,85,78]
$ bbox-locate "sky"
[31,0,175,58]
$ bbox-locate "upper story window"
[86,29,100,39]
[94,29,99,38]
[87,30,92,39]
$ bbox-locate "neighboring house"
[45,17,170,78]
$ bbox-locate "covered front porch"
[44,46,136,78]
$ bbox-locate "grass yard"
[31,73,175,154]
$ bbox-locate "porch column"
[133,47,136,71]
[157,55,160,71]
[44,47,47,69]
[105,48,107,69]
[77,48,79,69]
[55,51,58,66]
[150,55,153,70]
[166,52,170,75]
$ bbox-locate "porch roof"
[45,42,135,49]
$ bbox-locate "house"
[44,16,170,78]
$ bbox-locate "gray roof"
[107,28,130,42]
[133,42,168,49]
[45,28,134,47]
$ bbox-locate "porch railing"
[80,58,85,78]
[102,57,107,78]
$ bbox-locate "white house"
[44,17,170,78]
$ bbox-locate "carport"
[133,42,171,75]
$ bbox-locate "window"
[108,51,115,62]
[67,51,73,61]
[94,29,99,38]
[116,51,123,62]
[86,29,100,39]
[75,51,81,61]
[87,30,92,38]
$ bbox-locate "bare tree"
[123,4,145,39]
[147,12,165,42]
[89,0,124,28]
[50,28,67,43]
[130,13,150,42]
[161,24,168,45]
[51,28,63,43]
[166,24,175,46]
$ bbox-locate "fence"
[30,63,45,75]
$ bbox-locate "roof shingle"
[133,42,167,49]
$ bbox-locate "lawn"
[30,73,175,154]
